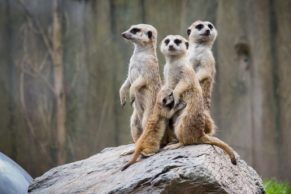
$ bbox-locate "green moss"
[264,180,291,194]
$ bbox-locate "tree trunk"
[51,0,66,164]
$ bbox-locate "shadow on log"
[29,144,265,194]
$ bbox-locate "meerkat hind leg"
[163,142,183,150]
[141,152,156,158]
[120,110,142,156]
[130,109,142,142]
[120,149,135,156]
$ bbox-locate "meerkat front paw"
[173,94,181,109]
[120,97,126,107]
[129,95,135,105]
[175,100,186,111]
[119,89,127,107]
[129,89,136,105]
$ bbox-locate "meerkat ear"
[147,31,153,39]
[187,29,191,36]
[185,42,189,49]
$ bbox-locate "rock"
[29,144,265,194]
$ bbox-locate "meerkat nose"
[205,30,210,35]
[121,32,127,38]
[169,45,175,51]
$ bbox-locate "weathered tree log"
[29,144,264,194]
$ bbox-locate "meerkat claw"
[130,96,135,105]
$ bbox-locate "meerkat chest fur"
[165,58,201,93]
[128,48,158,83]
[163,60,184,89]
[188,44,215,77]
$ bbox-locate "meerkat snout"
[168,45,175,51]
[121,32,128,39]
[204,29,210,36]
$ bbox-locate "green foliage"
[264,180,291,194]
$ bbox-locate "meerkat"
[161,35,237,165]
[121,87,186,171]
[120,24,161,143]
[187,20,218,135]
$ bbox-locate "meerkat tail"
[121,146,142,171]
[199,135,237,165]
[204,111,216,135]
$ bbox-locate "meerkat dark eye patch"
[208,24,213,30]
[130,28,141,34]
[147,31,152,39]
[187,29,191,36]
[185,42,189,49]
[174,39,182,45]
[164,39,170,45]
[195,24,204,30]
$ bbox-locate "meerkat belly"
[167,78,180,90]
[174,101,205,144]
[180,91,204,124]
[190,57,200,69]
[135,88,152,111]
[128,66,142,83]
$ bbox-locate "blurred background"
[0,0,290,183]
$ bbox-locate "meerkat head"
[187,20,217,46]
[159,87,174,108]
[157,87,186,118]
[121,24,157,47]
[160,35,189,57]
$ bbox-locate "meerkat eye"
[130,28,141,34]
[208,24,213,30]
[174,39,182,45]
[185,42,189,49]
[164,39,170,45]
[147,31,153,39]
[187,29,191,36]
[195,24,204,31]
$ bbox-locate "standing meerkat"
[187,20,217,135]
[120,24,161,142]
[161,35,237,165]
[121,87,186,170]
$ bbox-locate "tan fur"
[161,35,237,165]
[187,20,218,135]
[122,88,186,170]
[120,24,161,142]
